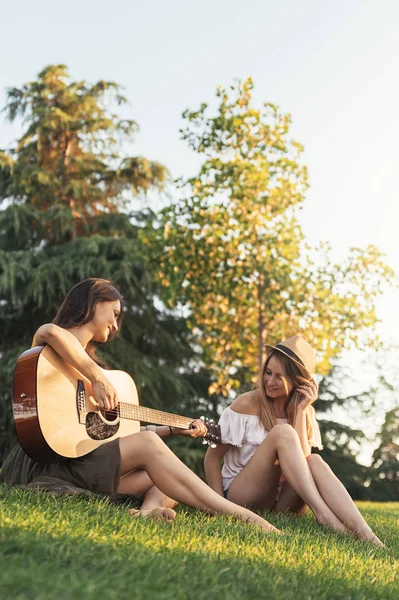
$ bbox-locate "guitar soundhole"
[86,412,120,440]
[103,409,118,422]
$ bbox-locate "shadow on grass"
[0,517,398,600]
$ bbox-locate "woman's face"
[91,300,121,342]
[264,354,294,399]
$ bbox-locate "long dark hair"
[53,278,124,366]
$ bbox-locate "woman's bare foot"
[354,529,385,547]
[316,511,348,534]
[367,535,385,548]
[242,511,283,535]
[127,507,177,522]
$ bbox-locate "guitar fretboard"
[118,402,193,428]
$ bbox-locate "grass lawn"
[0,485,398,600]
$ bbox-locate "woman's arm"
[294,379,319,457]
[140,420,208,439]
[140,425,173,437]
[204,443,231,496]
[293,408,312,457]
[32,324,118,410]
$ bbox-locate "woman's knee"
[307,454,330,471]
[139,430,165,450]
[120,431,167,474]
[269,423,298,445]
[123,430,164,457]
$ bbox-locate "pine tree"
[369,407,399,500]
[0,65,212,464]
[315,365,375,499]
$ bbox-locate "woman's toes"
[145,507,177,522]
[127,507,177,522]
[359,532,385,547]
[316,514,347,534]
[370,536,385,548]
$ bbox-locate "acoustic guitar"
[13,345,221,464]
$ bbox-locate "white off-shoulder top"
[219,406,323,490]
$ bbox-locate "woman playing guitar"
[1,278,281,532]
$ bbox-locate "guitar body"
[13,345,140,463]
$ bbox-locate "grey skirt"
[0,439,121,496]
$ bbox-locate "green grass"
[0,485,398,600]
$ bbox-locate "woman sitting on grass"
[204,335,384,546]
[2,277,286,534]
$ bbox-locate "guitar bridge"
[76,379,86,424]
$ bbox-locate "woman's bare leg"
[118,469,177,521]
[307,455,384,546]
[274,481,308,515]
[118,431,281,534]
[227,424,347,533]
[118,469,155,496]
[227,463,282,510]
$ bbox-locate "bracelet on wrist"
[168,425,173,436]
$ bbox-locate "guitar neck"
[119,402,193,429]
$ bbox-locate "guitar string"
[82,396,219,435]
[93,405,219,436]
[99,404,194,428]
[119,403,192,426]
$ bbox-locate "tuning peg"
[202,439,208,445]
[200,416,205,421]
[210,443,217,449]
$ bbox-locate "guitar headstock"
[199,416,221,447]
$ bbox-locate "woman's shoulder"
[31,323,60,347]
[219,391,260,447]
[230,390,259,416]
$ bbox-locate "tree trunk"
[257,282,264,373]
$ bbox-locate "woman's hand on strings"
[91,374,119,411]
[172,418,208,438]
[297,378,319,410]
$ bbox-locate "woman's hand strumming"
[91,374,119,411]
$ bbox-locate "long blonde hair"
[256,350,314,443]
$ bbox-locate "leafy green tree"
[368,407,399,500]
[145,78,394,397]
[0,65,210,464]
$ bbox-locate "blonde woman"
[204,335,383,546]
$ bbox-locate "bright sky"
[1,0,398,459]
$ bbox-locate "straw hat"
[265,335,317,376]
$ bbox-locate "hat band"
[275,344,305,367]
